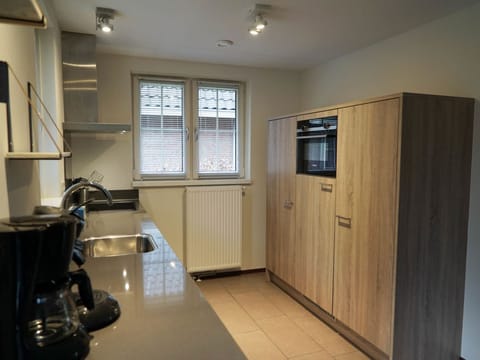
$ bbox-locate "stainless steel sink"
[82,233,157,257]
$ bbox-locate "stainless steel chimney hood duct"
[62,31,130,133]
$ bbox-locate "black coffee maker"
[0,213,94,359]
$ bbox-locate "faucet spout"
[61,181,113,210]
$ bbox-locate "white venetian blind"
[197,84,238,175]
[139,81,185,176]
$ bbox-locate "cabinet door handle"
[320,183,333,192]
[296,134,327,140]
[336,215,352,228]
[284,200,294,209]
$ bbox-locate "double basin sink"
[82,233,158,257]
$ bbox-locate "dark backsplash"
[86,189,139,211]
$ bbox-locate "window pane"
[139,81,185,175]
[197,86,238,174]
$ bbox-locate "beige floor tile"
[257,282,287,296]
[233,291,284,321]
[242,271,268,282]
[210,300,258,334]
[291,313,339,345]
[198,285,235,304]
[200,273,363,360]
[229,271,283,295]
[219,276,256,295]
[249,278,278,290]
[264,291,310,317]
[320,336,357,357]
[209,272,272,291]
[233,330,287,360]
[290,351,335,360]
[257,315,322,358]
[218,274,252,284]
[195,278,223,289]
[334,351,371,360]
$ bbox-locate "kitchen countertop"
[78,209,246,360]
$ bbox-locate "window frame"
[132,75,245,182]
[192,80,244,179]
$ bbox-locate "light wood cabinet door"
[267,117,296,285]
[334,99,400,355]
[295,175,336,313]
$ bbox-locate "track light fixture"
[248,4,271,36]
[96,7,115,33]
[255,15,267,31]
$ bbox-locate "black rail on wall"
[0,60,13,152]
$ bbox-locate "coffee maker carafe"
[0,213,94,359]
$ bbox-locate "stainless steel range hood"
[0,0,46,28]
[62,31,130,133]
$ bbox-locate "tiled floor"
[196,271,370,360]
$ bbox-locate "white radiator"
[185,185,242,273]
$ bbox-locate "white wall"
[36,0,67,203]
[300,3,480,358]
[70,53,301,267]
[0,0,64,216]
[0,24,41,217]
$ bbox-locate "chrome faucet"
[61,180,113,210]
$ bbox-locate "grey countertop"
[78,209,246,360]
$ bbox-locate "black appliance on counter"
[296,116,337,177]
[0,213,94,360]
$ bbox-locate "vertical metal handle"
[185,127,190,141]
[320,183,333,192]
[194,127,199,141]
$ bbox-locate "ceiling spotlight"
[100,20,112,33]
[96,7,115,33]
[254,15,267,31]
[248,4,271,37]
[249,28,260,36]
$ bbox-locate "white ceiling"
[50,0,479,70]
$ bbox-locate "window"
[133,76,244,181]
[196,83,239,175]
[138,80,185,176]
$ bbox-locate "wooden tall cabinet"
[266,117,297,286]
[295,175,336,314]
[334,94,474,359]
[390,94,473,360]
[334,98,400,354]
[267,93,474,360]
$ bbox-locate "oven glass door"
[297,134,336,176]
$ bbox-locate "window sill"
[132,178,253,188]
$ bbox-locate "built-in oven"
[296,116,337,177]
